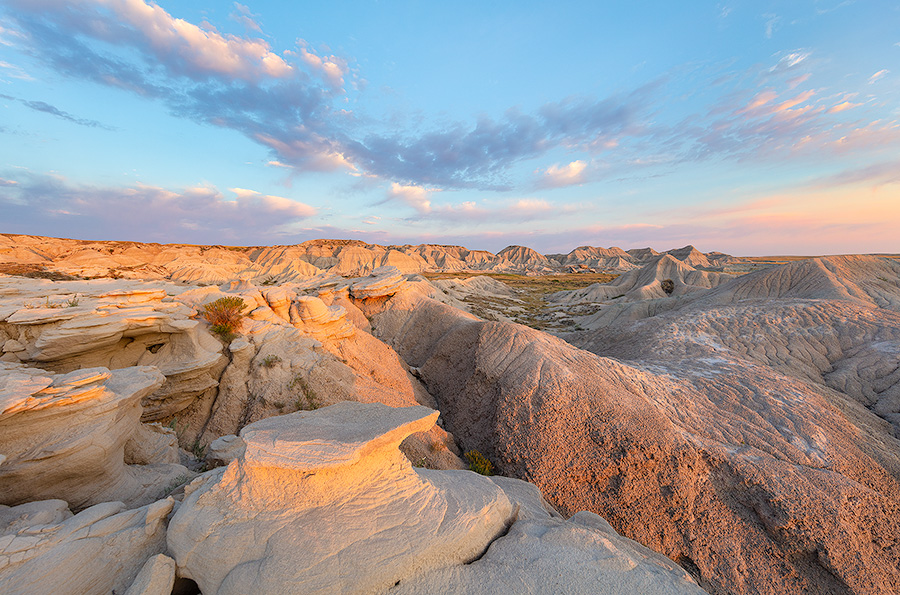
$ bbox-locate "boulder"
[0,498,173,595]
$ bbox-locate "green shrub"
[289,374,320,410]
[260,354,282,368]
[464,450,494,476]
[203,296,245,341]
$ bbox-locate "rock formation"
[0,362,189,509]
[167,402,516,595]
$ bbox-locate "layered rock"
[0,278,228,421]
[0,497,173,595]
[0,362,189,508]
[168,402,515,595]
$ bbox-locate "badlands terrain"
[1,232,899,594]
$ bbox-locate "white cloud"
[388,183,433,214]
[538,160,588,188]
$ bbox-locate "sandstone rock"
[124,553,177,595]
[0,498,173,595]
[396,511,705,595]
[205,434,245,467]
[167,402,515,595]
[0,363,190,508]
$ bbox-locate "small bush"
[464,450,494,476]
[203,296,245,341]
[260,354,282,368]
[289,374,320,410]
[661,278,675,295]
[261,276,278,286]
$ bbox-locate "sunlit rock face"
[0,362,189,509]
[167,402,515,595]
[0,498,173,595]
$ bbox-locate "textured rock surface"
[123,553,177,595]
[396,474,703,594]
[168,401,515,595]
[374,285,900,595]
[0,498,173,595]
[0,363,190,508]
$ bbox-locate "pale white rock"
[0,498,173,595]
[205,434,245,467]
[395,511,706,595]
[123,553,177,595]
[168,401,514,595]
[0,363,190,508]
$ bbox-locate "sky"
[0,1,898,256]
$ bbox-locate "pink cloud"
[100,0,293,81]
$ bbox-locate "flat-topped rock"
[168,401,515,595]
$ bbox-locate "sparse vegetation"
[464,450,494,476]
[260,354,282,368]
[289,374,320,410]
[661,278,675,295]
[261,276,279,286]
[202,296,245,342]
[190,439,207,460]
[66,294,80,307]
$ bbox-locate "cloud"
[0,172,317,244]
[387,183,433,214]
[0,59,33,80]
[868,69,889,84]
[763,13,781,39]
[230,2,262,34]
[538,160,588,188]
[0,177,18,186]
[18,98,114,129]
[826,100,861,114]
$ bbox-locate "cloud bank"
[3,0,896,194]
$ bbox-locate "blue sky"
[1,0,898,255]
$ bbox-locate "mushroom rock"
[167,402,514,595]
[0,362,190,509]
[0,498,173,595]
[260,286,293,322]
[289,296,355,341]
